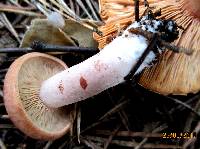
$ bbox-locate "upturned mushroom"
[3,53,75,140]
[94,0,200,95]
[3,13,178,139]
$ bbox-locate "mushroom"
[94,0,200,95]
[4,15,165,139]
[4,0,196,139]
[3,52,75,140]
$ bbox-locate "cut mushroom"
[3,52,74,140]
[94,0,200,95]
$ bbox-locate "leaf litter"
[0,0,200,148]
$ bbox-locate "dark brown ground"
[0,0,200,149]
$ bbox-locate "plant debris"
[0,0,200,149]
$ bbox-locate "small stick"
[76,0,93,20]
[81,99,129,134]
[0,115,9,120]
[104,125,121,149]
[124,33,158,81]
[95,130,163,138]
[85,136,182,148]
[135,123,167,149]
[0,13,20,43]
[0,47,32,53]
[0,41,98,54]
[35,0,103,36]
[31,41,98,53]
[0,139,6,149]
[144,0,149,7]
[134,0,140,22]
[166,96,200,118]
[0,3,42,17]
[85,0,100,21]
[128,28,193,55]
[160,41,191,54]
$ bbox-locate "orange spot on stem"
[80,76,88,90]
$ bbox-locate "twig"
[166,96,200,118]
[77,106,81,143]
[183,95,200,148]
[31,41,98,53]
[107,91,130,130]
[76,0,93,20]
[128,28,194,55]
[81,118,115,136]
[0,13,20,43]
[81,99,129,133]
[0,3,43,17]
[144,0,149,7]
[184,94,200,132]
[135,123,167,149]
[9,0,22,7]
[169,93,200,114]
[80,136,103,149]
[0,69,8,74]
[124,33,158,81]
[0,139,6,149]
[57,0,78,19]
[43,141,53,149]
[69,0,75,12]
[161,41,192,54]
[134,0,140,21]
[98,99,129,121]
[0,115,9,120]
[85,0,99,21]
[0,90,3,97]
[0,42,98,53]
[95,130,163,138]
[85,136,182,148]
[35,0,103,35]
[23,0,36,7]
[183,122,200,149]
[0,47,32,53]
[104,125,121,149]
[89,0,100,17]
[75,2,80,17]
[0,124,15,129]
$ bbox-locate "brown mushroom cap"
[3,52,74,140]
[94,0,200,95]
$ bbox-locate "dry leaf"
[21,19,76,48]
[62,19,98,48]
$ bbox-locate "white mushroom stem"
[40,22,157,108]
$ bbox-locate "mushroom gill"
[3,53,74,140]
[94,0,200,95]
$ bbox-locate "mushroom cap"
[94,0,200,95]
[3,52,74,140]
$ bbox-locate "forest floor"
[0,0,199,149]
